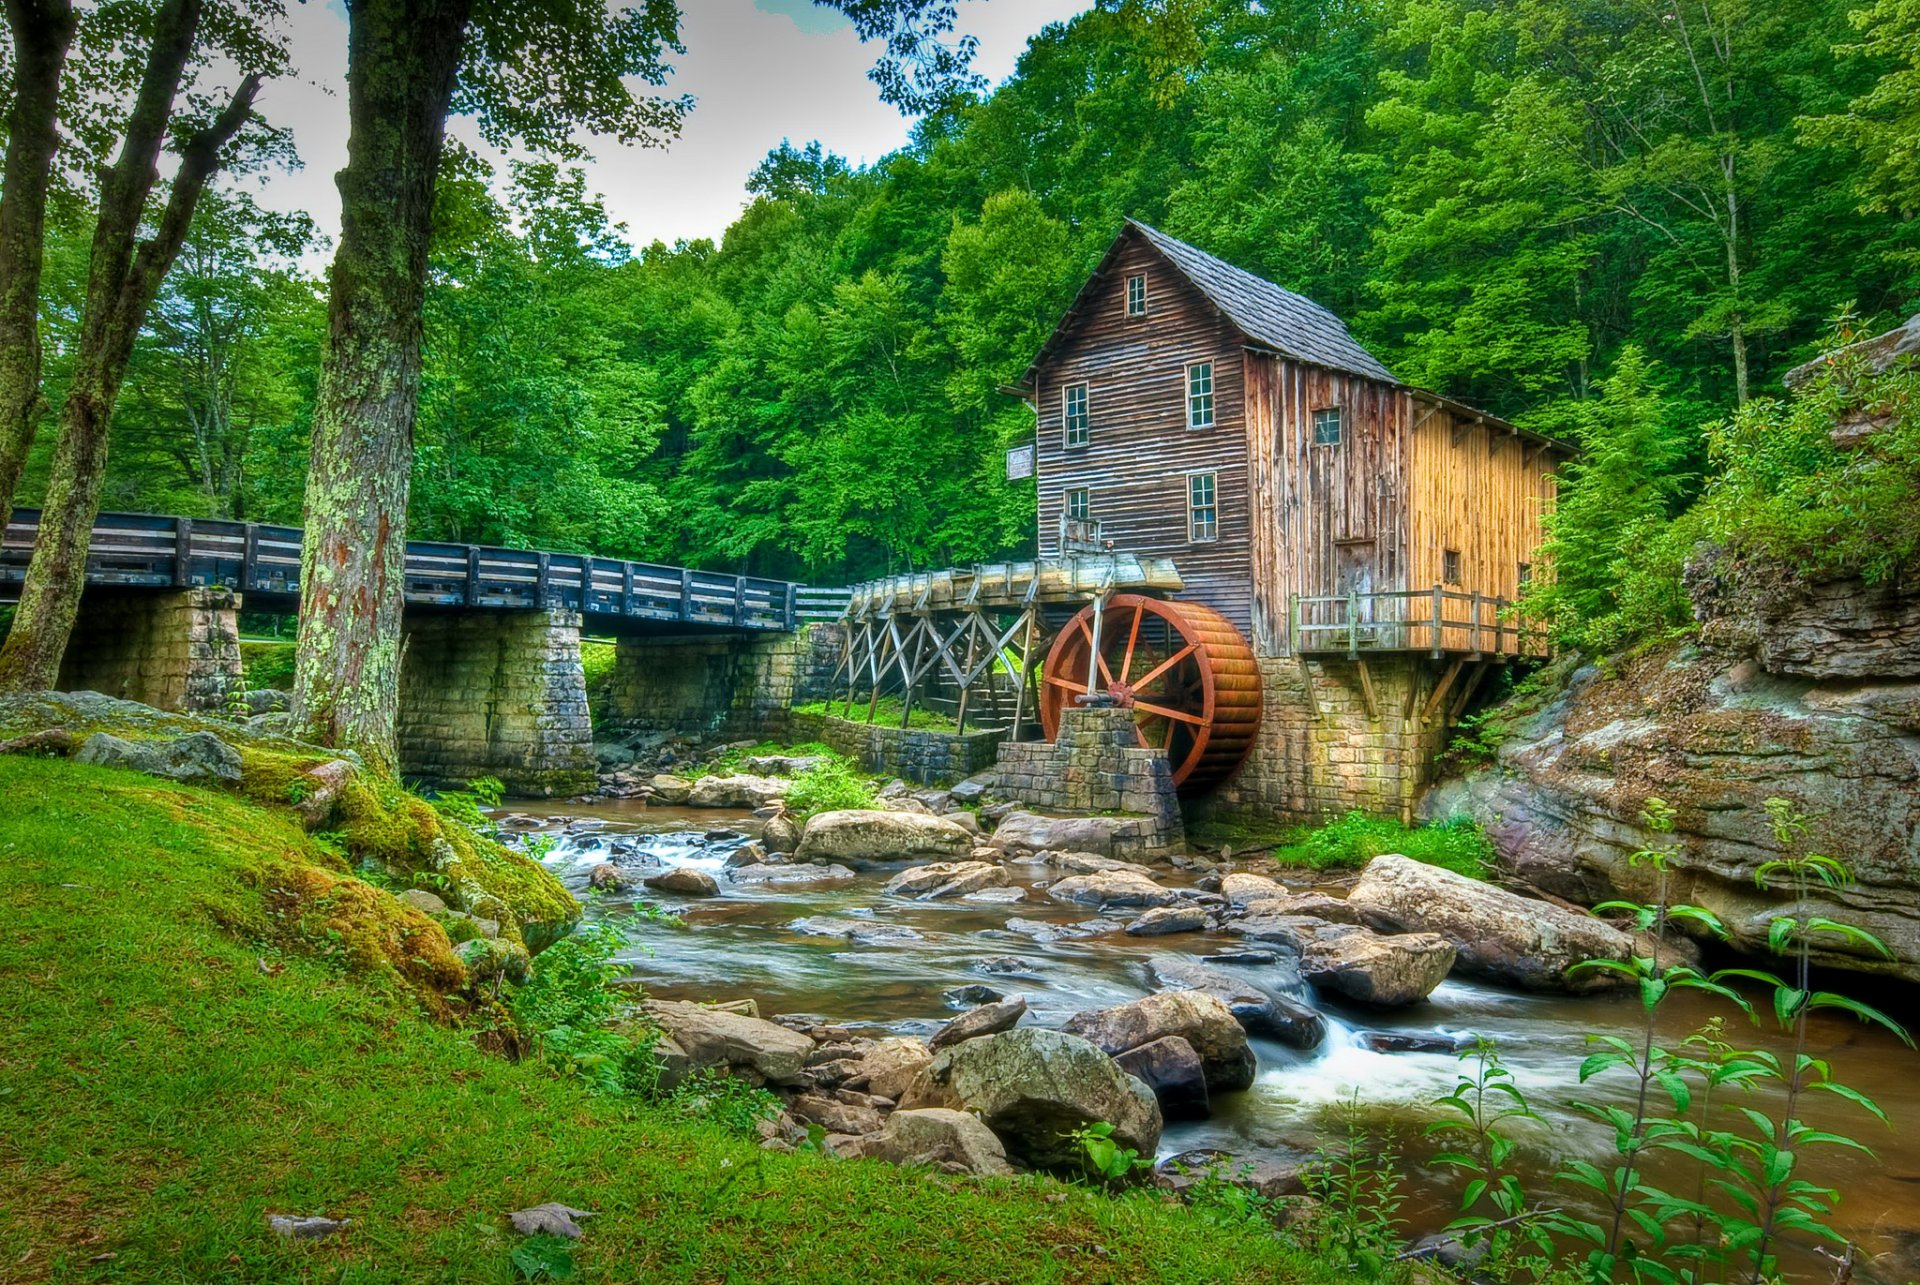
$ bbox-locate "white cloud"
[249,0,1088,259]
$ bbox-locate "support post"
[466,546,482,607]
[1347,587,1360,659]
[622,562,635,618]
[172,517,194,587]
[1418,658,1466,726]
[678,568,693,622]
[536,552,552,609]
[733,575,747,627]
[1355,659,1379,720]
[1430,583,1444,658]
[1009,609,1036,740]
[242,523,260,592]
[785,582,798,631]
[1469,591,1482,656]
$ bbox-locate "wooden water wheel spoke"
[1039,594,1262,794]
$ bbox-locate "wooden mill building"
[1010,220,1571,820]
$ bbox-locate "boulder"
[838,1107,1015,1177]
[794,809,974,868]
[744,754,831,777]
[1297,925,1456,1006]
[729,862,856,886]
[1238,891,1362,924]
[989,811,1142,859]
[882,861,1008,900]
[74,730,242,784]
[397,888,449,915]
[852,1037,933,1101]
[1147,956,1325,1050]
[1062,990,1256,1091]
[943,984,1004,1007]
[689,774,789,809]
[950,772,995,805]
[1051,851,1155,876]
[643,1000,814,1086]
[643,867,720,897]
[649,774,693,805]
[928,995,1027,1051]
[787,1092,884,1137]
[785,916,922,946]
[1348,855,1629,992]
[1045,870,1176,909]
[1124,905,1209,936]
[1113,1036,1210,1121]
[587,863,628,892]
[761,811,802,855]
[1154,1149,1307,1201]
[1220,872,1287,907]
[906,1028,1161,1172]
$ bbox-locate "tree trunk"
[290,0,474,770]
[0,0,261,693]
[0,0,77,535]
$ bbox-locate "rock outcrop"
[1424,558,1920,980]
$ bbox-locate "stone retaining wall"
[787,709,1006,786]
[992,706,1183,854]
[58,587,243,714]
[598,622,841,741]
[1201,654,1452,824]
[397,609,596,797]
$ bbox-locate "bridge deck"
[2,510,848,633]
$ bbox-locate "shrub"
[783,757,878,817]
[1270,812,1494,879]
[510,920,659,1097]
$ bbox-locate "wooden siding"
[1032,233,1256,635]
[1244,354,1413,656]
[1407,407,1558,651]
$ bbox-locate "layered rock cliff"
[1425,559,1920,980]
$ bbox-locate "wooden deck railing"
[1,509,814,632]
[1290,586,1548,659]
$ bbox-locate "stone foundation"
[397,609,595,797]
[992,706,1183,853]
[788,709,1006,786]
[1202,655,1453,824]
[599,622,842,741]
[57,587,243,714]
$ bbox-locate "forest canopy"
[11,0,1918,592]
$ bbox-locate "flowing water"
[507,800,1920,1282]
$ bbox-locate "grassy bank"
[0,756,1347,1284]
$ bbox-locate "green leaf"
[1806,992,1914,1043]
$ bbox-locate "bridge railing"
[2,509,808,632]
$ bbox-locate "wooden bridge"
[0,509,850,631]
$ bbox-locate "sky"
[248,0,1090,258]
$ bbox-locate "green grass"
[239,639,296,691]
[793,697,960,733]
[1269,812,1495,879]
[0,756,1348,1283]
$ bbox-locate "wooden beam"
[1448,661,1491,725]
[1296,654,1325,724]
[1354,659,1380,720]
[1418,658,1466,726]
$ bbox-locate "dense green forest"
[14,0,1919,593]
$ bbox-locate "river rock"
[1220,872,1287,907]
[962,885,1026,904]
[729,862,857,885]
[1154,1149,1308,1201]
[838,1107,1015,1176]
[905,1028,1162,1172]
[943,984,1004,1007]
[785,916,922,946]
[1147,956,1325,1050]
[761,811,802,855]
[1062,990,1255,1092]
[1051,850,1155,875]
[1124,905,1209,936]
[586,863,627,892]
[882,860,1008,899]
[975,956,1038,977]
[989,811,1142,859]
[1239,891,1362,924]
[1360,1031,1468,1054]
[788,1092,884,1137]
[928,995,1027,1051]
[1296,925,1456,1005]
[644,1000,813,1086]
[74,730,243,784]
[1045,870,1177,909]
[1113,1036,1210,1121]
[689,774,788,809]
[794,809,975,868]
[398,888,449,915]
[744,753,831,777]
[643,867,720,896]
[1348,855,1629,992]
[649,774,693,804]
[851,1037,933,1100]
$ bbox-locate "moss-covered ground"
[0,756,1349,1283]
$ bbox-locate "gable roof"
[1124,220,1397,384]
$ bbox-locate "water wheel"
[1039,595,1262,793]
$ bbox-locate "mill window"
[1187,472,1218,543]
[1064,487,1091,521]
[1312,406,1344,446]
[1443,549,1463,586]
[1517,562,1533,591]
[1186,362,1215,429]
[1063,382,1090,448]
[1125,273,1147,317]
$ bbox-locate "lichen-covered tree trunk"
[0,0,76,535]
[0,0,260,693]
[290,0,473,770]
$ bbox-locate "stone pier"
[993,705,1184,854]
[598,622,842,741]
[57,587,244,714]
[396,609,595,797]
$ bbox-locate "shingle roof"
[1126,219,1397,384]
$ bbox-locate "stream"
[507,800,1920,1282]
